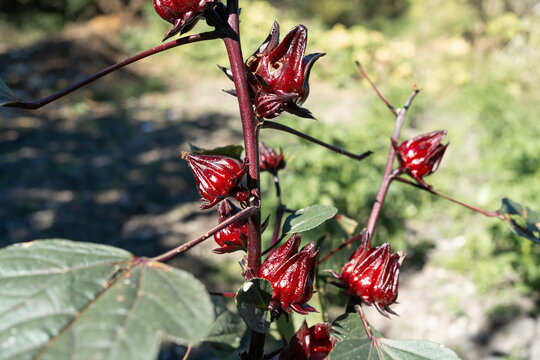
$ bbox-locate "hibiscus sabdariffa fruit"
[278,320,336,360]
[213,199,248,254]
[153,0,217,41]
[259,142,286,173]
[331,240,405,318]
[246,22,325,119]
[393,130,448,188]
[184,153,248,210]
[259,234,319,316]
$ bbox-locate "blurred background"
[1,0,539,359]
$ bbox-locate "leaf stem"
[151,206,257,263]
[270,173,285,249]
[5,31,220,109]
[262,121,372,162]
[355,304,375,340]
[394,176,504,219]
[356,62,398,116]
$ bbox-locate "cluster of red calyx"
[259,234,319,316]
[245,22,325,119]
[259,142,286,173]
[331,240,405,318]
[185,154,248,210]
[279,320,336,360]
[153,0,216,41]
[394,130,448,188]
[213,199,248,254]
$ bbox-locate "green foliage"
[235,278,273,333]
[330,312,461,359]
[0,239,215,360]
[282,204,338,234]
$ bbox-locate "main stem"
[223,0,265,358]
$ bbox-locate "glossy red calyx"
[394,130,448,187]
[245,22,325,119]
[278,320,337,360]
[338,241,405,318]
[259,234,319,315]
[259,142,286,173]
[213,199,248,254]
[185,154,248,210]
[153,0,216,41]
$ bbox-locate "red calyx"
[245,22,325,119]
[259,234,319,315]
[338,242,405,318]
[213,199,248,254]
[153,0,216,41]
[259,142,286,173]
[394,130,448,188]
[185,154,248,210]
[278,320,337,360]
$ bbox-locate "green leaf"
[0,77,19,106]
[330,313,461,360]
[235,278,273,334]
[205,298,247,350]
[282,204,338,234]
[0,239,214,360]
[189,144,244,160]
[498,198,540,244]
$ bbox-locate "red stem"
[356,62,398,116]
[151,206,257,263]
[222,0,265,358]
[269,173,285,249]
[394,176,504,219]
[5,31,220,109]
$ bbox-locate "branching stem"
[5,31,220,109]
[394,176,504,219]
[151,206,257,263]
[262,121,372,162]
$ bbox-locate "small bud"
[259,142,286,173]
[246,22,324,119]
[339,242,404,318]
[185,154,248,210]
[279,320,337,360]
[153,0,216,41]
[213,199,248,254]
[259,234,319,315]
[394,130,448,187]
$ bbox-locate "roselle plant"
[0,1,539,360]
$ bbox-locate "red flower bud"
[246,22,325,119]
[213,199,248,254]
[394,130,448,187]
[259,142,286,173]
[259,234,319,315]
[279,320,337,360]
[153,0,216,41]
[185,154,248,210]
[339,242,404,318]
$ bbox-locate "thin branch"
[395,176,504,219]
[365,87,420,242]
[356,61,398,116]
[318,229,366,265]
[5,31,220,109]
[151,205,257,263]
[182,345,193,360]
[262,121,372,162]
[209,291,236,297]
[269,173,285,250]
[355,304,375,340]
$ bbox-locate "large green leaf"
[235,278,272,334]
[282,204,338,234]
[0,239,214,360]
[0,78,19,106]
[330,313,461,360]
[188,144,244,160]
[498,198,540,244]
[205,298,246,351]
